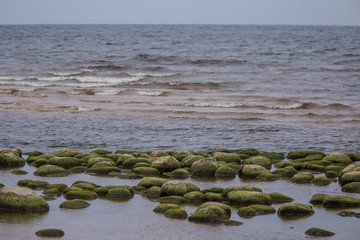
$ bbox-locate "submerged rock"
[59,199,90,209]
[227,191,272,206]
[0,186,49,212]
[35,229,65,237]
[323,195,360,208]
[277,203,314,218]
[153,203,181,213]
[137,177,169,188]
[164,208,188,219]
[34,165,69,177]
[305,228,335,237]
[290,172,314,183]
[188,202,231,223]
[267,192,294,203]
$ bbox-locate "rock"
[106,188,132,199]
[240,164,270,178]
[339,171,360,186]
[123,158,151,169]
[293,163,325,172]
[181,155,205,168]
[0,186,49,212]
[323,195,360,208]
[347,152,360,162]
[223,185,262,196]
[214,166,237,177]
[35,229,65,237]
[212,152,243,164]
[172,150,192,161]
[259,152,285,161]
[133,167,159,175]
[337,210,359,217]
[54,148,78,157]
[72,182,96,191]
[0,149,25,167]
[18,180,49,189]
[277,203,314,217]
[309,193,329,204]
[68,166,86,173]
[323,152,352,165]
[151,156,181,172]
[256,172,279,181]
[184,191,205,203]
[190,158,218,176]
[243,156,272,169]
[145,186,162,198]
[272,166,298,177]
[59,199,90,209]
[342,182,360,193]
[161,180,188,196]
[150,150,169,158]
[188,202,231,223]
[248,204,276,215]
[90,149,112,156]
[223,220,244,226]
[204,192,224,202]
[305,228,335,237]
[64,190,98,200]
[34,165,69,177]
[325,165,345,173]
[153,203,181,213]
[87,157,114,168]
[201,187,224,194]
[47,157,82,169]
[86,165,121,175]
[115,154,135,166]
[164,208,188,219]
[274,161,294,168]
[94,185,134,197]
[238,148,260,156]
[311,176,332,185]
[267,192,293,203]
[11,169,28,175]
[184,182,200,192]
[287,151,325,160]
[133,162,151,168]
[158,195,186,204]
[42,188,62,197]
[227,191,272,206]
[168,168,190,178]
[325,170,338,178]
[290,172,314,183]
[237,206,257,217]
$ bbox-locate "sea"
[0,24,360,240]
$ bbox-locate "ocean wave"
[137,91,166,96]
[158,102,305,110]
[49,71,83,76]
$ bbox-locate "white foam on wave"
[137,91,165,96]
[49,71,82,76]
[158,102,304,110]
[96,89,126,95]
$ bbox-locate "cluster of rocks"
[1,148,360,237]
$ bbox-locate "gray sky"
[0,0,359,26]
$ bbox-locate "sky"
[0,0,359,26]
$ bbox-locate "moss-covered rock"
[158,195,186,204]
[87,157,114,168]
[184,182,200,193]
[47,157,82,169]
[214,166,237,177]
[145,186,162,198]
[212,152,243,164]
[115,154,135,166]
[342,182,360,193]
[293,162,325,172]
[188,203,231,223]
[267,192,294,203]
[153,203,180,214]
[272,166,298,177]
[311,176,332,185]
[325,165,345,173]
[223,185,262,196]
[137,177,169,189]
[287,151,325,160]
[325,170,338,178]
[161,180,188,196]
[133,167,159,175]
[257,172,279,181]
[94,185,134,197]
[323,152,352,165]
[35,229,65,237]
[237,206,257,217]
[0,187,49,212]
[323,195,360,208]
[90,149,112,156]
[238,148,259,157]
[347,152,360,162]
[290,172,314,183]
[34,165,69,177]
[201,187,224,194]
[172,150,192,161]
[86,165,121,175]
[309,193,329,204]
[106,188,132,199]
[163,208,188,219]
[132,162,151,168]
[151,156,181,173]
[204,192,224,202]
[240,164,270,178]
[59,199,90,209]
[123,158,151,169]
[168,168,190,178]
[11,169,28,175]
[227,191,272,206]
[0,149,25,167]
[181,155,205,168]
[63,187,83,194]
[277,203,314,217]
[68,166,86,173]
[54,148,78,157]
[150,150,168,158]
[71,182,96,191]
[190,158,218,176]
[243,156,272,169]
[25,180,49,189]
[274,161,294,168]
[305,228,335,237]
[337,210,360,217]
[42,188,62,197]
[64,190,98,200]
[259,152,285,161]
[339,171,360,186]
[184,191,206,203]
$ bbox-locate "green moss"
[123,158,151,169]
[305,228,335,237]
[44,184,68,192]
[325,171,338,178]
[104,153,123,161]
[337,210,360,217]
[277,203,314,217]
[150,150,169,158]
[161,181,188,196]
[133,162,151,168]
[59,199,90,209]
[90,149,112,156]
[259,152,285,161]
[106,188,132,199]
[214,166,237,177]
[17,179,31,187]
[151,156,181,172]
[342,182,360,193]
[133,167,159,175]
[190,158,218,176]
[153,203,180,213]
[347,152,360,162]
[238,148,260,157]
[30,159,49,168]
[184,182,200,192]
[72,183,96,191]
[168,168,190,178]
[287,151,325,160]
[172,150,191,161]
[87,157,114,168]
[256,172,279,181]
[11,169,28,175]
[42,188,62,197]
[290,173,314,183]
[267,192,294,203]
[201,187,224,194]
[227,191,272,206]
[237,207,257,217]
[24,150,43,157]
[272,166,298,177]
[158,195,186,204]
[145,186,162,198]
[204,192,224,202]
[115,154,135,166]
[323,195,360,208]
[188,205,230,223]
[47,157,83,169]
[54,148,78,157]
[240,164,270,178]
[339,171,360,186]
[293,163,325,172]
[63,187,83,194]
[325,165,344,172]
[86,166,121,175]
[94,185,134,197]
[184,191,205,203]
[0,150,25,167]
[223,185,262,196]
[309,193,329,204]
[69,166,86,173]
[248,204,276,215]
[137,177,169,189]
[181,155,205,168]
[34,165,69,177]
[27,180,49,189]
[212,152,243,164]
[64,190,98,200]
[274,161,294,168]
[311,176,331,185]
[35,229,64,237]
[164,208,188,219]
[243,156,272,169]
[323,152,352,165]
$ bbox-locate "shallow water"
[1,161,360,240]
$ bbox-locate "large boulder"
[0,186,49,212]
[190,158,218,176]
[277,203,314,217]
[188,202,231,223]
[34,165,69,177]
[212,152,243,164]
[240,165,270,178]
[0,149,25,167]
[323,152,352,165]
[323,195,360,208]
[161,180,188,196]
[227,191,272,206]
[47,157,82,169]
[151,156,181,172]
[243,156,272,169]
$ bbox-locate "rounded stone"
[35,229,65,237]
[305,228,335,237]
[277,203,314,217]
[227,191,272,206]
[164,208,188,219]
[59,199,90,209]
[34,165,69,177]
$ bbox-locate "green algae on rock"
[267,192,294,203]
[47,157,82,169]
[309,193,330,204]
[190,158,218,176]
[214,166,237,177]
[34,165,69,177]
[153,203,181,213]
[145,186,162,198]
[59,199,90,209]
[290,172,314,183]
[237,206,257,217]
[204,192,224,202]
[272,166,298,177]
[133,167,159,175]
[323,195,360,208]
[188,202,231,223]
[151,156,181,172]
[164,208,188,219]
[212,152,243,164]
[323,152,352,165]
[311,176,332,185]
[0,187,49,212]
[238,148,260,157]
[305,228,335,237]
[277,203,314,217]
[11,169,28,175]
[0,149,25,167]
[227,191,272,206]
[339,171,360,186]
[106,188,132,199]
[161,180,188,196]
[137,177,169,189]
[35,229,64,237]
[168,168,190,178]
[240,164,270,178]
[64,190,98,200]
[342,182,360,193]
[181,155,205,168]
[243,156,272,169]
[223,185,262,196]
[287,151,325,160]
[184,191,206,203]
[158,195,186,204]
